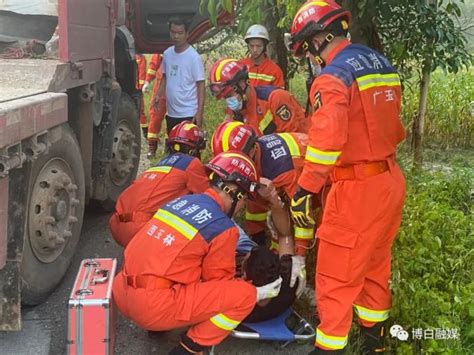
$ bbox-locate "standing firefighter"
[142,53,167,158]
[113,152,282,354]
[109,121,209,248]
[241,24,285,88]
[135,54,148,138]
[286,1,406,354]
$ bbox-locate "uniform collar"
[204,188,225,211]
[325,39,350,65]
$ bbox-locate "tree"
[203,0,472,166]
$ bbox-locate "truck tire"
[21,124,85,305]
[99,93,141,211]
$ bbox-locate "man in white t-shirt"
[154,17,206,134]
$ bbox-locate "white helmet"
[245,24,270,43]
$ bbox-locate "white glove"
[142,81,151,93]
[290,256,306,298]
[256,276,283,302]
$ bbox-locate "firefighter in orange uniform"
[209,58,307,135]
[113,152,283,354]
[211,121,311,298]
[286,2,406,353]
[142,53,167,158]
[109,121,208,248]
[135,54,148,138]
[241,24,285,88]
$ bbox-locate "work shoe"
[141,126,148,140]
[147,139,158,159]
[360,321,386,354]
[168,334,208,355]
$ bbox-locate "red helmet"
[206,151,259,200]
[286,1,351,57]
[209,58,249,99]
[211,121,257,157]
[167,120,206,152]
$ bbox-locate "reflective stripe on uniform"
[279,133,301,157]
[315,328,348,350]
[245,211,267,222]
[248,72,275,83]
[356,73,401,91]
[305,146,341,165]
[209,313,240,331]
[145,166,172,174]
[222,121,244,152]
[259,110,274,134]
[354,304,390,323]
[294,226,314,240]
[147,69,157,75]
[140,123,149,128]
[154,209,198,240]
[147,132,159,139]
[270,240,279,251]
[139,79,145,84]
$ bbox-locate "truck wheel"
[21,125,85,305]
[99,93,141,211]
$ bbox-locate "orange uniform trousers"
[314,159,405,350]
[148,94,166,141]
[113,273,256,346]
[146,54,166,141]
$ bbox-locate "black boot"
[360,322,386,354]
[168,333,208,355]
[308,348,345,354]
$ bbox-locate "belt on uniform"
[125,274,174,290]
[118,211,153,223]
[331,160,389,181]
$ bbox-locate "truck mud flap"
[0,167,28,331]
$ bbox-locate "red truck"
[0,0,231,330]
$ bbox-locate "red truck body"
[0,0,232,330]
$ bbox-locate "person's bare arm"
[193,80,205,127]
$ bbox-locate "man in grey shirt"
[155,17,206,133]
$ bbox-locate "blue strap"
[242,308,295,341]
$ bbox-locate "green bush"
[389,165,473,354]
[401,69,474,148]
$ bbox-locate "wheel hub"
[110,121,138,185]
[29,159,80,263]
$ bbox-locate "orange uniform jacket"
[241,56,284,87]
[135,54,147,90]
[230,86,307,136]
[298,39,405,194]
[109,153,209,247]
[245,133,313,241]
[113,188,256,345]
[297,40,406,351]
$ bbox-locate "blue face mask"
[225,96,243,111]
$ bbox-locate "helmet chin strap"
[307,32,335,67]
[215,180,243,218]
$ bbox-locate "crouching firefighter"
[211,120,315,300]
[109,121,209,247]
[112,151,283,354]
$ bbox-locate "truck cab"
[0,0,231,330]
